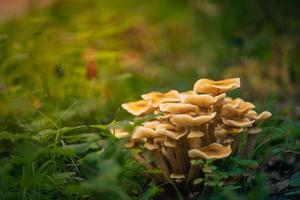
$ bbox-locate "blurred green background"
[0,0,299,199]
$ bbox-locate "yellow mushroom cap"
[143,120,161,129]
[222,117,255,128]
[222,104,251,118]
[144,143,159,150]
[159,103,199,114]
[245,110,257,118]
[180,94,216,107]
[156,123,176,131]
[153,137,165,143]
[132,126,157,140]
[187,130,205,138]
[246,111,272,123]
[141,90,180,107]
[111,128,130,139]
[171,112,216,127]
[224,126,244,135]
[188,143,232,159]
[247,127,262,134]
[170,174,185,183]
[223,97,241,107]
[194,78,240,95]
[214,128,227,138]
[122,100,153,116]
[156,126,188,140]
[164,140,177,148]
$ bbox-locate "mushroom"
[219,125,245,155]
[142,90,180,107]
[188,143,232,160]
[122,100,153,116]
[171,112,216,127]
[170,173,185,183]
[244,127,262,158]
[159,103,199,114]
[143,120,161,129]
[118,78,271,188]
[144,143,160,151]
[180,94,216,108]
[110,128,130,139]
[222,104,252,118]
[245,111,272,123]
[193,78,240,95]
[156,124,189,174]
[221,118,255,128]
[214,127,227,144]
[187,128,205,149]
[187,143,232,183]
[243,111,272,158]
[156,124,188,140]
[131,126,157,140]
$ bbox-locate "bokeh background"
[0,0,300,199]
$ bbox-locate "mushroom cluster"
[112,78,271,186]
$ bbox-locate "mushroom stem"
[208,104,223,142]
[189,137,202,149]
[134,154,163,182]
[187,127,204,149]
[178,137,190,175]
[153,149,170,178]
[134,153,154,170]
[231,135,240,155]
[244,134,257,158]
[162,146,181,174]
[187,163,200,183]
[201,124,211,145]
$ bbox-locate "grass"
[0,0,299,199]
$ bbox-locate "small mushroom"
[122,100,153,116]
[170,173,185,183]
[180,94,216,107]
[193,78,240,95]
[222,104,252,118]
[157,124,189,174]
[142,90,180,107]
[246,111,272,123]
[171,112,216,127]
[143,120,161,129]
[224,126,244,135]
[110,128,130,139]
[159,103,199,114]
[156,125,188,140]
[214,127,227,144]
[221,118,255,128]
[244,127,262,158]
[187,128,205,148]
[144,143,160,151]
[188,143,232,160]
[131,126,158,140]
